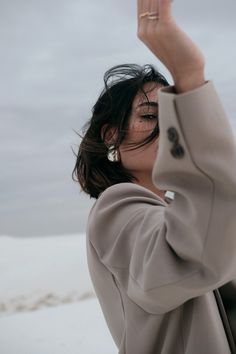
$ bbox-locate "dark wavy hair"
[72,64,169,199]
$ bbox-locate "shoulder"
[87,182,166,245]
[95,182,167,212]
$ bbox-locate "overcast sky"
[1,0,236,237]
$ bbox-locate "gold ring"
[148,15,159,20]
[139,11,149,19]
[148,12,159,16]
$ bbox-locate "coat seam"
[115,265,200,291]
[112,274,126,322]
[90,238,201,290]
[111,274,127,350]
[173,98,216,265]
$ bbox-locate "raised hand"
[137,0,206,92]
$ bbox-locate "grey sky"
[1,0,236,237]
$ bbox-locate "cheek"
[119,137,159,171]
[121,129,153,146]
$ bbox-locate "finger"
[137,0,150,23]
[149,0,159,15]
[137,0,145,14]
[158,0,173,21]
[147,0,159,29]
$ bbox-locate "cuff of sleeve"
[159,80,210,96]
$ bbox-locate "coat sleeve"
[88,80,236,314]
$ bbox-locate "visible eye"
[140,114,158,120]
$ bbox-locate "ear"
[101,124,118,146]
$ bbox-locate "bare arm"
[137,0,206,92]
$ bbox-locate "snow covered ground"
[0,234,117,354]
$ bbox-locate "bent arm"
[88,81,236,314]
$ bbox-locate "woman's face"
[119,82,163,177]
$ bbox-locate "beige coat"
[86,81,236,353]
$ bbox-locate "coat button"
[171,143,185,159]
[167,127,179,143]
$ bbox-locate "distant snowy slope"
[0,234,95,315]
[0,234,117,353]
[0,298,117,354]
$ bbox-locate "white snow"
[0,234,117,354]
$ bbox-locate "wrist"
[174,73,206,93]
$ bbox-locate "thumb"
[158,0,173,21]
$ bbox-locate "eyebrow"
[137,101,158,108]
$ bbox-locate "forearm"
[155,81,236,274]
[137,1,206,95]
[173,70,206,93]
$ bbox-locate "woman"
[72,0,236,353]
